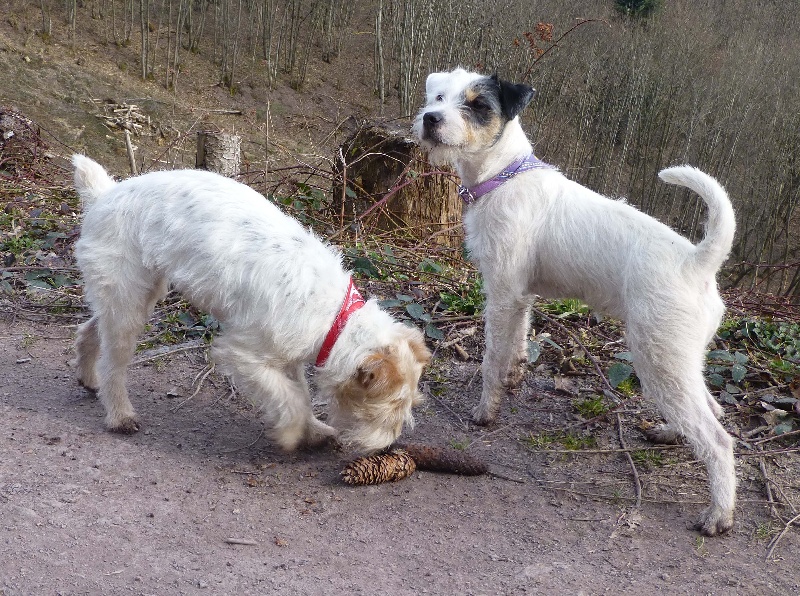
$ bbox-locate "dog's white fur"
[413,68,737,536]
[71,155,430,454]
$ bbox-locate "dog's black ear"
[491,74,536,121]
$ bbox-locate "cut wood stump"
[333,121,462,246]
[196,131,241,177]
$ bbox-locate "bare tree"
[139,0,149,79]
[39,0,52,37]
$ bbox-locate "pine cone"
[341,449,417,485]
[395,443,488,476]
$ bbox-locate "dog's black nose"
[423,111,443,128]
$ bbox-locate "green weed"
[539,298,589,318]
[753,521,777,542]
[521,432,558,449]
[574,395,608,418]
[439,275,484,316]
[560,433,597,450]
[449,438,470,451]
[631,449,663,468]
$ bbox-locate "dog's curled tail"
[72,154,116,209]
[658,165,736,273]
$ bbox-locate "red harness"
[315,277,366,367]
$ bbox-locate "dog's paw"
[503,362,527,390]
[305,434,341,451]
[108,417,140,434]
[471,403,498,426]
[643,424,683,445]
[694,506,734,537]
[304,421,340,450]
[77,378,99,394]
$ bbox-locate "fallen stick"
[224,538,258,546]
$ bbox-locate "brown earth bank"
[1,318,798,595]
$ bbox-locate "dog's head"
[411,68,535,163]
[328,323,431,454]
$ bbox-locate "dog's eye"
[435,94,444,102]
[471,99,489,112]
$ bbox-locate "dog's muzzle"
[422,111,443,139]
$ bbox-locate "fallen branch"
[759,456,779,519]
[752,428,800,445]
[617,413,642,508]
[172,363,215,412]
[124,129,137,175]
[132,340,206,364]
[487,470,526,484]
[766,512,800,560]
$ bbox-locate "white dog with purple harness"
[413,68,737,536]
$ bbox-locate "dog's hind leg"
[645,306,725,445]
[92,276,168,434]
[74,316,101,391]
[473,298,530,424]
[632,334,736,536]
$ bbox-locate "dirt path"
[1,318,798,595]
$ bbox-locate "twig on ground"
[541,486,707,505]
[423,382,468,430]
[224,538,258,546]
[737,447,800,458]
[132,340,206,364]
[741,384,790,398]
[477,423,516,440]
[757,449,797,516]
[531,445,799,459]
[487,470,525,484]
[742,425,772,439]
[759,457,779,519]
[766,512,800,560]
[617,413,642,508]
[171,363,215,412]
[752,428,800,445]
[530,444,686,455]
[219,429,265,454]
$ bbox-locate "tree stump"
[333,121,462,246]
[196,131,241,177]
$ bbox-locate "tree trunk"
[333,121,462,247]
[196,131,241,177]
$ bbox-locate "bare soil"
[1,316,798,595]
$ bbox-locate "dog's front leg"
[255,365,338,451]
[473,299,530,425]
[505,304,531,390]
[261,369,337,450]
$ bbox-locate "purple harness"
[457,154,556,204]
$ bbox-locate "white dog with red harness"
[71,155,430,453]
[413,68,737,536]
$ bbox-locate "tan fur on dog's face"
[329,325,431,454]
